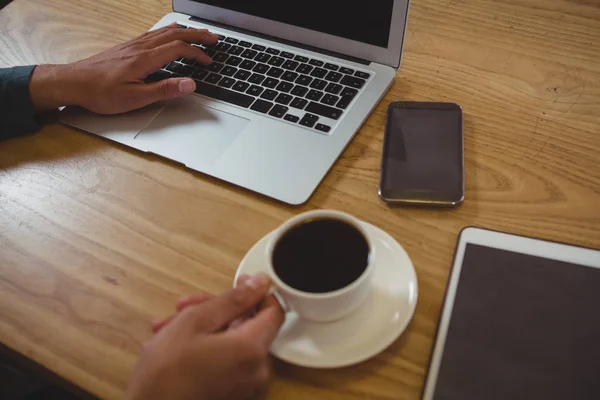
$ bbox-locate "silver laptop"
[61,0,410,205]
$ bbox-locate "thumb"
[135,77,196,107]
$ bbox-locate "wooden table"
[1,0,599,398]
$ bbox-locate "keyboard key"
[325,71,343,82]
[249,74,266,84]
[145,70,171,83]
[290,97,308,109]
[261,89,278,100]
[291,85,309,97]
[241,49,258,59]
[282,60,299,70]
[309,59,324,66]
[266,67,284,78]
[340,67,354,75]
[324,63,339,71]
[253,63,270,74]
[266,48,280,55]
[276,81,294,93]
[341,75,366,89]
[325,83,343,94]
[215,42,231,51]
[191,70,208,81]
[269,105,288,118]
[234,70,252,80]
[250,99,273,113]
[255,53,271,63]
[294,55,309,63]
[341,87,359,98]
[300,113,319,128]
[225,37,239,44]
[228,46,244,56]
[217,34,226,40]
[281,51,295,59]
[322,94,339,106]
[306,90,324,101]
[222,66,237,76]
[239,40,253,47]
[213,52,229,63]
[233,81,250,92]
[268,57,285,67]
[179,65,195,76]
[247,85,264,96]
[297,64,313,74]
[282,71,299,82]
[310,68,328,78]
[166,62,184,73]
[275,93,293,105]
[337,96,353,109]
[207,63,224,72]
[205,73,222,84]
[310,79,327,90]
[195,81,255,108]
[305,102,343,120]
[204,49,217,57]
[240,60,256,70]
[284,114,300,123]
[252,44,266,51]
[296,75,313,86]
[177,24,188,29]
[355,71,371,79]
[218,77,236,88]
[315,123,331,133]
[263,77,279,88]
[180,58,196,65]
[226,56,243,66]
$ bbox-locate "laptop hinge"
[189,16,371,66]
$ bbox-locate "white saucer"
[234,221,418,369]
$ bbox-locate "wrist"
[29,64,80,111]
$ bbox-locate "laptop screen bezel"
[172,0,410,68]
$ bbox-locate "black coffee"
[272,218,370,293]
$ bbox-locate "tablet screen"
[431,243,600,400]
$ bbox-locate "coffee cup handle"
[269,287,291,313]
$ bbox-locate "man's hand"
[29,23,217,114]
[125,274,285,400]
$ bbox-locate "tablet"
[422,227,600,400]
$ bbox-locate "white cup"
[265,210,375,322]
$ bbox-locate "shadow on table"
[0,343,97,400]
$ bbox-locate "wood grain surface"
[1,0,599,399]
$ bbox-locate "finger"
[176,292,213,312]
[145,28,219,50]
[228,317,247,331]
[151,315,175,333]
[188,273,272,333]
[142,40,213,76]
[231,301,285,348]
[152,292,212,333]
[126,77,196,110]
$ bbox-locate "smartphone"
[379,102,464,206]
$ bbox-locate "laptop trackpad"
[135,96,249,167]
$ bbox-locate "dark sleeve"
[0,65,42,140]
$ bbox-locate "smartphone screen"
[379,102,464,205]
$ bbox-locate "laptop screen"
[191,1,395,48]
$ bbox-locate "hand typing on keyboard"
[28,23,217,114]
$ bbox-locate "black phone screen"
[380,103,463,204]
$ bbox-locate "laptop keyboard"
[145,24,372,134]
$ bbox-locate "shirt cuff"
[0,65,43,140]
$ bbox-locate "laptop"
[60,1,410,205]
